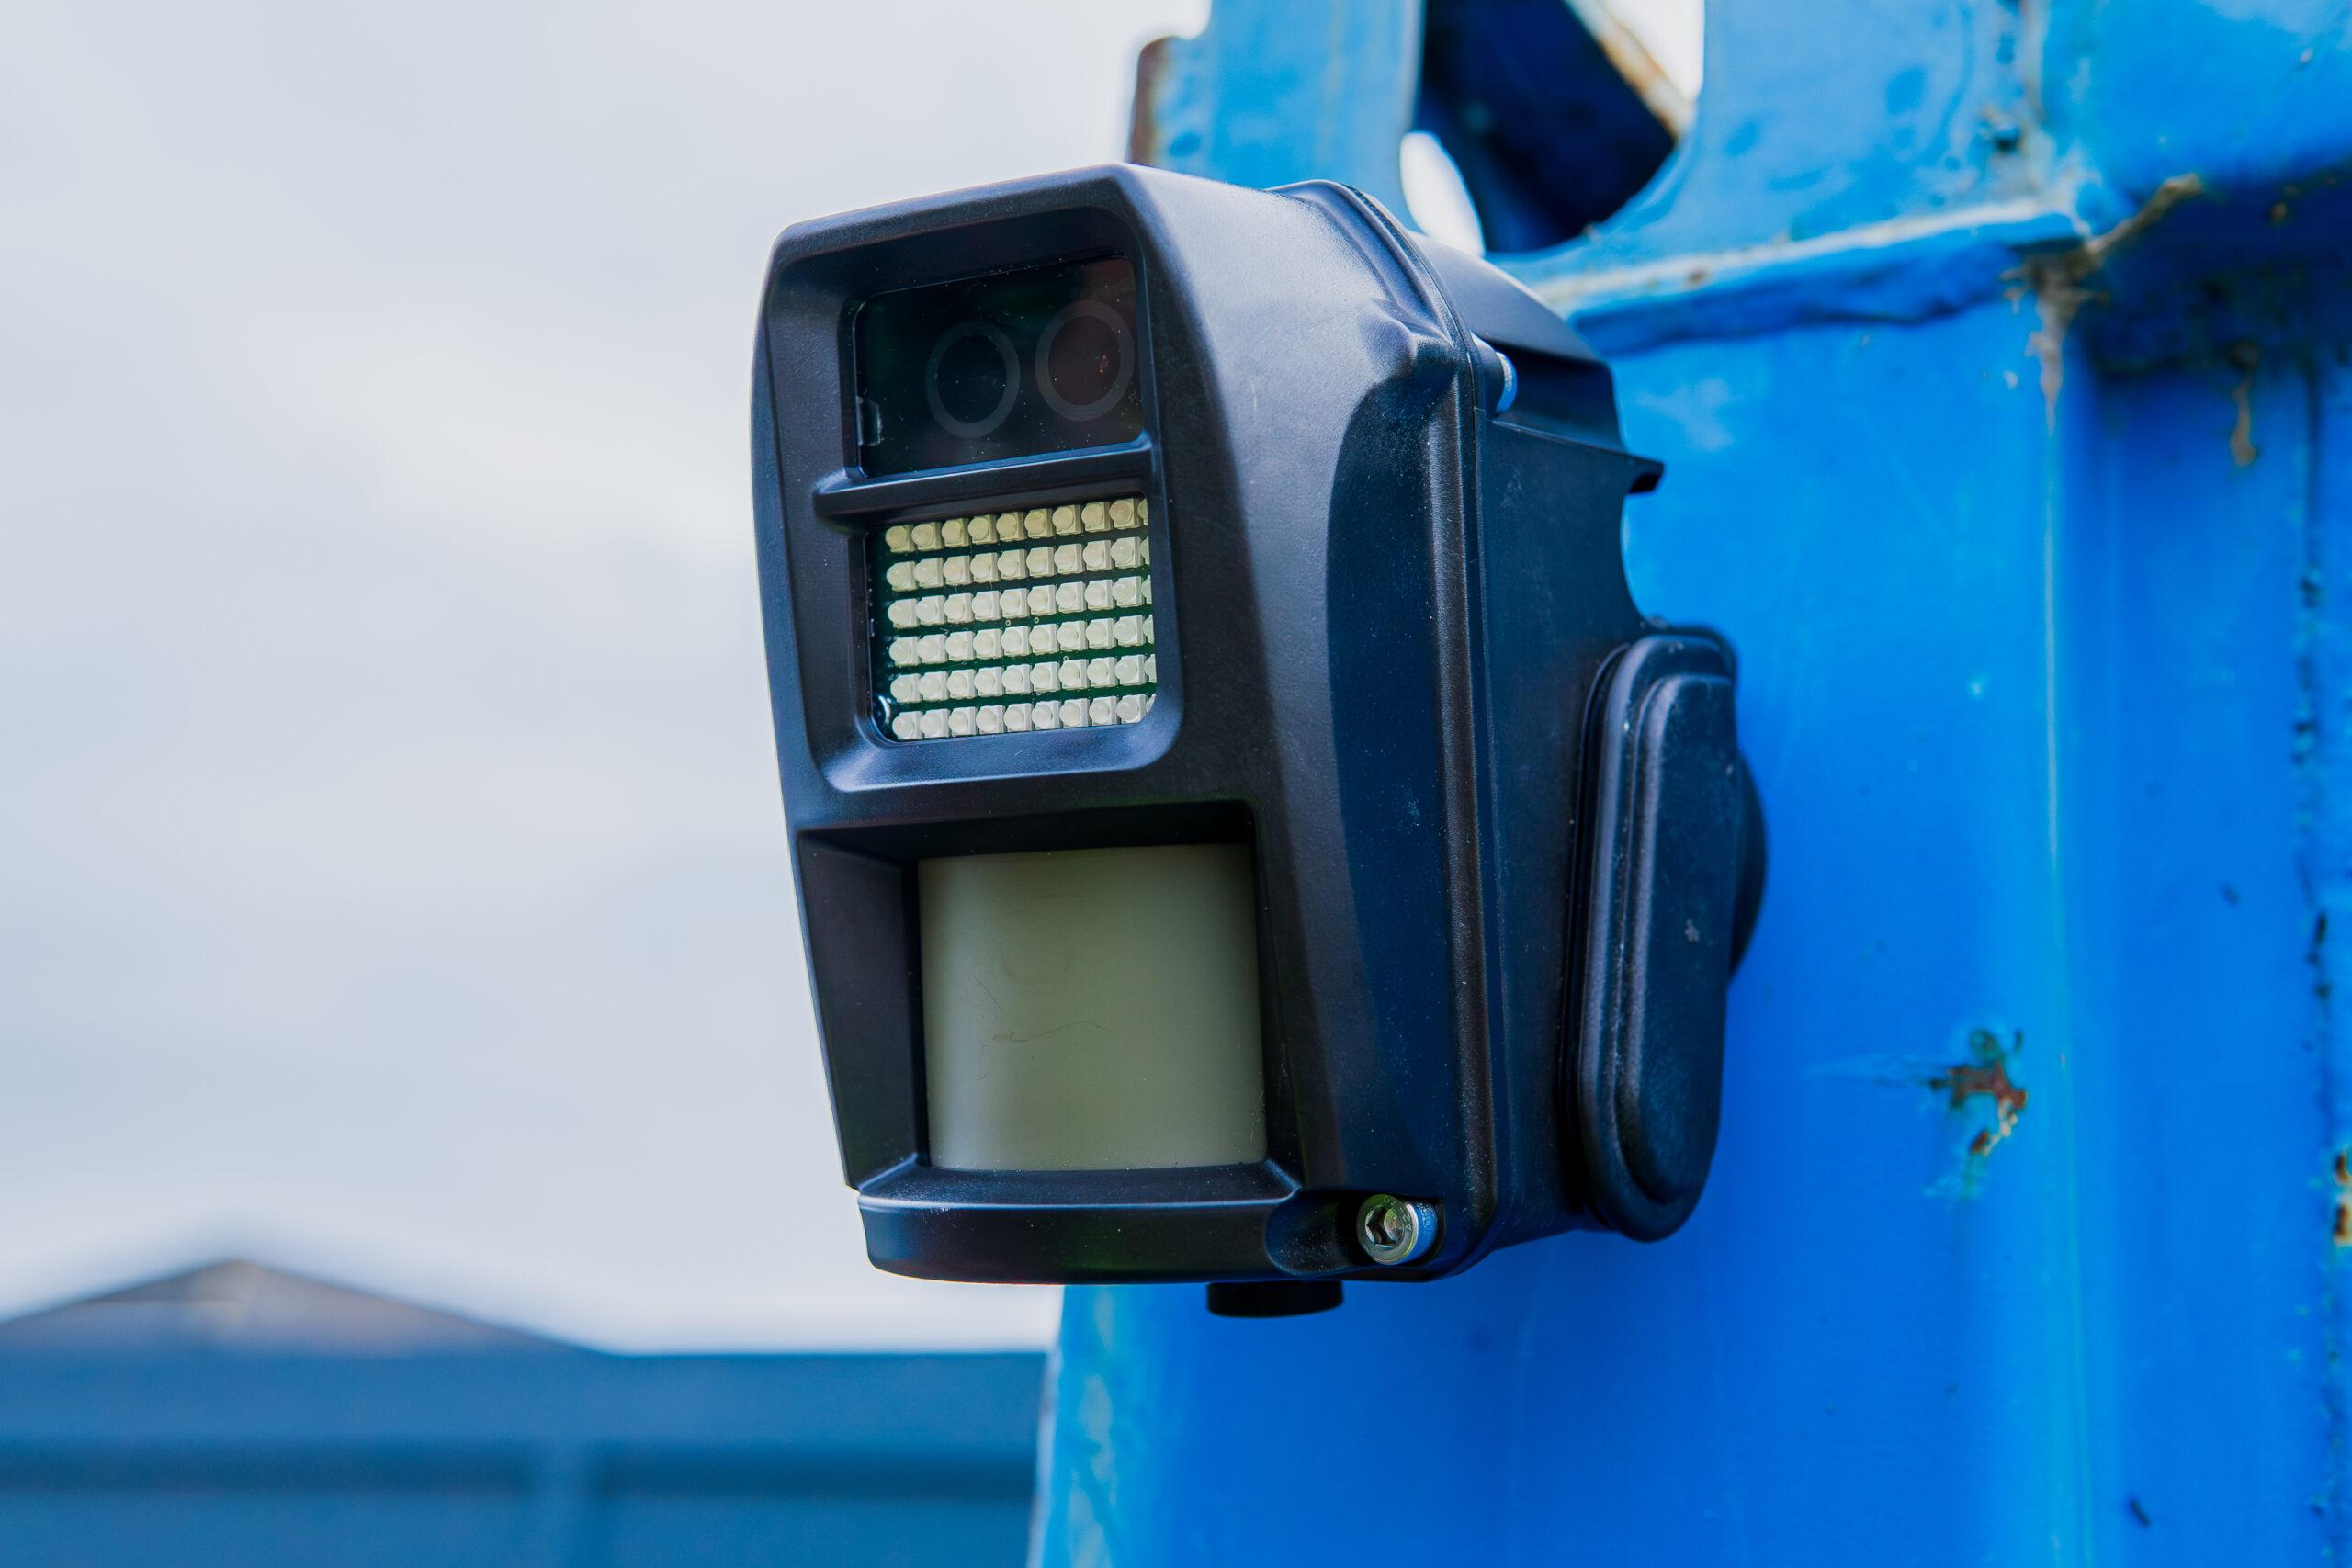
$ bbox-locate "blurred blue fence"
[0,1354,1041,1566]
[0,1265,1041,1567]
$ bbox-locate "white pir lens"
[876,497,1155,740]
[919,844,1266,1171]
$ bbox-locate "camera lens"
[1035,300,1135,423]
[923,321,1020,440]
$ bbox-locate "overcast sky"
[0,0,1698,1350]
[0,0,1225,1351]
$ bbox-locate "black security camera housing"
[751,164,1761,1305]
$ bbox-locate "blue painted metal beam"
[1131,0,1419,216]
[1044,3,2352,1561]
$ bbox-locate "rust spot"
[2312,910,2334,1004]
[1930,1028,2029,1156]
[1125,35,1178,164]
[2230,378,2260,466]
[1573,2,1692,136]
[2228,343,2262,466]
[2333,1198,2351,1247]
[2013,174,2208,415]
[2334,1149,2348,1189]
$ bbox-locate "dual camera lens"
[856,257,1140,477]
[922,300,1135,441]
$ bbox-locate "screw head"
[1356,1194,1438,1266]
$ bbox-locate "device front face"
[756,173,1317,1284]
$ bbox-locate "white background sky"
[0,0,1697,1350]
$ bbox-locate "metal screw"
[1357,1194,1438,1266]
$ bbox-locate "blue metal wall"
[0,1353,1042,1566]
[1043,3,2352,1560]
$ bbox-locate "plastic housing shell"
[751,164,1745,1285]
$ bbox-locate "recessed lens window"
[854,255,1142,475]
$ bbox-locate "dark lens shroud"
[854,256,1142,476]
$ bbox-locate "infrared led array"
[872,496,1157,740]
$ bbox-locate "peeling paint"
[2334,1150,2350,1248]
[1931,1027,2030,1158]
[2217,340,2264,466]
[1125,34,1179,165]
[1810,1026,2034,1182]
[1546,197,2075,333]
[2013,173,2209,415]
[1562,0,1691,136]
[2231,378,2260,465]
